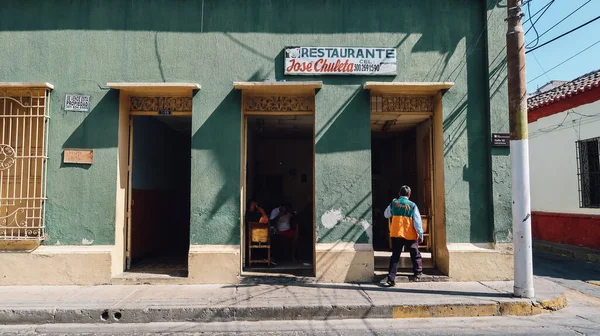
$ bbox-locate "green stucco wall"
[0,0,509,246]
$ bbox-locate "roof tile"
[528,69,600,111]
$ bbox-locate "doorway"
[126,115,192,277]
[371,113,435,273]
[242,114,315,277]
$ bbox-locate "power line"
[527,38,600,84]
[525,0,554,48]
[523,0,554,24]
[526,14,600,54]
[532,53,552,83]
[525,1,541,48]
[526,0,591,47]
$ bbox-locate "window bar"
[10,101,17,212]
[41,90,50,239]
[27,99,33,235]
[1,94,5,205]
[0,89,49,240]
[33,92,41,238]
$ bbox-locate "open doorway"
[243,114,315,277]
[371,113,435,274]
[126,115,191,277]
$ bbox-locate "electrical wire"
[532,53,552,83]
[525,1,541,48]
[526,0,591,48]
[526,14,600,54]
[532,110,600,139]
[525,0,555,48]
[537,111,572,133]
[527,38,600,84]
[523,0,554,24]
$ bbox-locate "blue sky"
[524,0,600,93]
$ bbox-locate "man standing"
[383,185,424,286]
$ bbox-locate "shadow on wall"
[190,89,241,245]
[1,0,499,83]
[441,0,509,244]
[28,0,508,246]
[62,89,119,153]
[315,88,373,245]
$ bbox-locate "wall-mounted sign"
[158,109,172,115]
[63,149,94,164]
[284,46,396,75]
[65,94,90,112]
[491,133,510,147]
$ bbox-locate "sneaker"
[384,279,396,287]
[410,272,422,282]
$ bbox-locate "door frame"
[365,83,452,273]
[111,83,198,277]
[238,93,317,276]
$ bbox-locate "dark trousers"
[388,237,423,281]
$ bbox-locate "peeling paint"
[321,209,344,229]
[81,238,94,245]
[321,209,372,243]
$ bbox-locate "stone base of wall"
[532,211,600,250]
[0,243,514,285]
[446,243,513,281]
[188,245,241,284]
[315,243,374,283]
[0,245,112,285]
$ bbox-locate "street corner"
[586,281,600,287]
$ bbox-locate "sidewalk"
[0,277,566,325]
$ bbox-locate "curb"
[533,240,600,264]
[0,293,568,324]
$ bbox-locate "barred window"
[577,136,600,208]
[0,85,51,240]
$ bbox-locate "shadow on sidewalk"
[222,281,514,299]
[534,251,600,283]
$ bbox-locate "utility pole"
[506,0,534,298]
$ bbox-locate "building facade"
[529,70,600,251]
[0,0,513,285]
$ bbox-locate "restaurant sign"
[284,46,397,76]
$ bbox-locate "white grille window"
[0,84,51,240]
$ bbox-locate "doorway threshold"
[373,270,449,283]
[112,271,190,285]
[239,272,317,285]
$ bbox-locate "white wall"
[529,99,600,215]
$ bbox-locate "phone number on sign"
[354,64,381,72]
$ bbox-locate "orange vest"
[389,197,418,240]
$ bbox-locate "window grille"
[576,136,600,208]
[0,87,50,240]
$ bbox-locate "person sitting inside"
[246,200,269,224]
[269,204,298,262]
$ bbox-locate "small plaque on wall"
[65,94,91,112]
[491,133,510,147]
[63,149,94,164]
